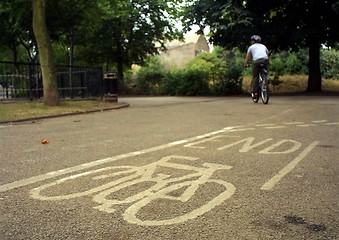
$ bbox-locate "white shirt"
[247,43,268,61]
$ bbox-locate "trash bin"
[103,71,118,102]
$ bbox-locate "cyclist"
[243,35,269,98]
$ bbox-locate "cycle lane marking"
[30,134,314,226]
[297,124,317,127]
[312,120,327,123]
[260,141,319,191]
[284,122,305,125]
[183,135,239,149]
[325,122,339,125]
[236,120,338,131]
[2,123,324,226]
[255,124,276,127]
[264,126,286,129]
[185,135,320,192]
[1,119,332,193]
[29,155,237,226]
[0,127,237,193]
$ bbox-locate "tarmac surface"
[0,95,338,240]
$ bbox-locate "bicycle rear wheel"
[260,77,269,104]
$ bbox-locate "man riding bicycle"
[243,35,269,98]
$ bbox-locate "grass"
[0,100,126,123]
[242,75,339,94]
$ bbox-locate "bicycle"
[30,155,236,226]
[252,63,270,104]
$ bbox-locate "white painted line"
[260,141,319,191]
[259,140,301,154]
[325,122,339,125]
[297,124,316,127]
[264,126,286,129]
[230,128,256,132]
[255,124,275,127]
[312,120,327,123]
[217,137,274,152]
[169,140,188,145]
[184,135,227,149]
[284,122,304,125]
[0,127,236,193]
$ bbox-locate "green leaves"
[1,0,186,77]
[185,0,339,91]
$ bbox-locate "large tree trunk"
[306,36,322,92]
[32,0,60,105]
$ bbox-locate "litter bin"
[103,71,118,102]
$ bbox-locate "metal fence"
[0,61,103,100]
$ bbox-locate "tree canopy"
[0,0,36,62]
[184,0,339,91]
[0,0,185,79]
[79,0,184,80]
[1,0,338,98]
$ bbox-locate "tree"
[46,0,102,66]
[2,0,184,81]
[81,0,184,82]
[0,0,38,62]
[185,0,339,92]
[32,0,60,105]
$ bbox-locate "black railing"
[0,61,103,100]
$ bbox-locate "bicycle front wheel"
[252,93,259,103]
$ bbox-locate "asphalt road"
[1,96,338,240]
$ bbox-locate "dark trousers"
[251,58,269,93]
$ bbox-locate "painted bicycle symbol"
[30,155,236,226]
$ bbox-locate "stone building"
[158,34,210,69]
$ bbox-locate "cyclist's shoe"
[251,92,258,98]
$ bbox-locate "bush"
[180,56,212,95]
[321,48,339,79]
[135,56,166,95]
[163,64,210,96]
[179,67,210,95]
[269,55,285,76]
[224,50,243,94]
[269,50,308,76]
[160,53,213,96]
[162,70,184,96]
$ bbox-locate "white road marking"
[312,120,327,123]
[284,122,304,125]
[264,126,286,129]
[297,124,316,127]
[260,141,319,191]
[29,155,236,225]
[259,140,302,154]
[325,122,339,125]
[0,127,235,193]
[255,124,275,127]
[184,135,233,149]
[229,128,256,132]
[217,137,273,152]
